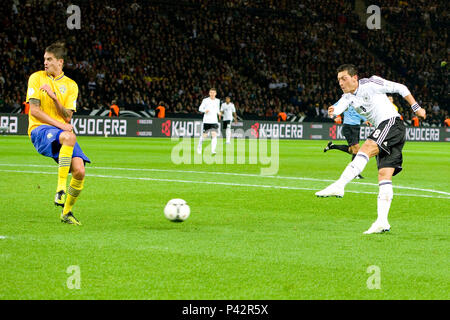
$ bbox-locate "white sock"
[336,151,369,188]
[198,135,204,148]
[226,128,231,142]
[377,180,393,225]
[211,136,217,153]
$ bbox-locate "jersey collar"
[47,72,65,81]
[352,83,360,95]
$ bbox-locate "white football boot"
[363,221,391,234]
[315,183,344,198]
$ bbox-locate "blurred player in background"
[316,64,426,234]
[26,41,90,225]
[220,96,237,144]
[197,88,222,155]
[324,104,369,179]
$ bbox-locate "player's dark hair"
[209,88,217,92]
[337,64,358,77]
[45,41,67,61]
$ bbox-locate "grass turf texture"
[0,136,448,299]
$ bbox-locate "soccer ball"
[164,198,190,222]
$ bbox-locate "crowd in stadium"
[0,0,448,126]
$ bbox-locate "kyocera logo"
[329,125,337,139]
[251,122,260,138]
[161,120,172,137]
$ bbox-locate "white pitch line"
[0,163,449,196]
[0,168,449,200]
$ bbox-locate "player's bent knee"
[71,158,85,179]
[72,166,85,180]
[378,168,394,181]
[60,131,77,146]
[360,140,379,158]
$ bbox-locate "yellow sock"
[57,145,74,192]
[63,177,84,215]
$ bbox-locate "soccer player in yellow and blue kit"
[26,42,90,225]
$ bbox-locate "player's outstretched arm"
[403,94,426,120]
[29,98,73,132]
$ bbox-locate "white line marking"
[0,168,449,199]
[1,163,449,196]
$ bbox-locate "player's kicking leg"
[349,144,364,179]
[61,157,85,225]
[316,139,378,198]
[54,131,76,207]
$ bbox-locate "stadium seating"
[0,0,447,124]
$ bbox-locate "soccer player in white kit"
[316,64,426,234]
[220,96,237,144]
[197,88,222,154]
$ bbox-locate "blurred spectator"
[109,100,119,117]
[21,101,29,114]
[277,111,287,122]
[156,102,166,118]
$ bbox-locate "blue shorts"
[30,125,91,164]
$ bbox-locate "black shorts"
[368,117,406,176]
[222,120,231,129]
[202,123,219,133]
[342,124,360,146]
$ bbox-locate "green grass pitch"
[0,135,448,299]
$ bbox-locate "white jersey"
[199,97,221,124]
[332,76,410,127]
[220,102,236,121]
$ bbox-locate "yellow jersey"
[26,71,78,136]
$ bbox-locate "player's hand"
[364,121,372,126]
[328,106,335,118]
[416,108,426,120]
[40,84,57,100]
[61,123,73,132]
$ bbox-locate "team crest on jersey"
[47,133,53,139]
[362,93,371,103]
[59,85,67,94]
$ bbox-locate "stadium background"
[0,0,448,125]
[0,0,449,303]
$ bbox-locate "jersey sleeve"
[368,76,411,97]
[231,104,236,113]
[65,82,78,111]
[220,103,224,112]
[332,96,350,117]
[199,99,206,112]
[26,72,41,102]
